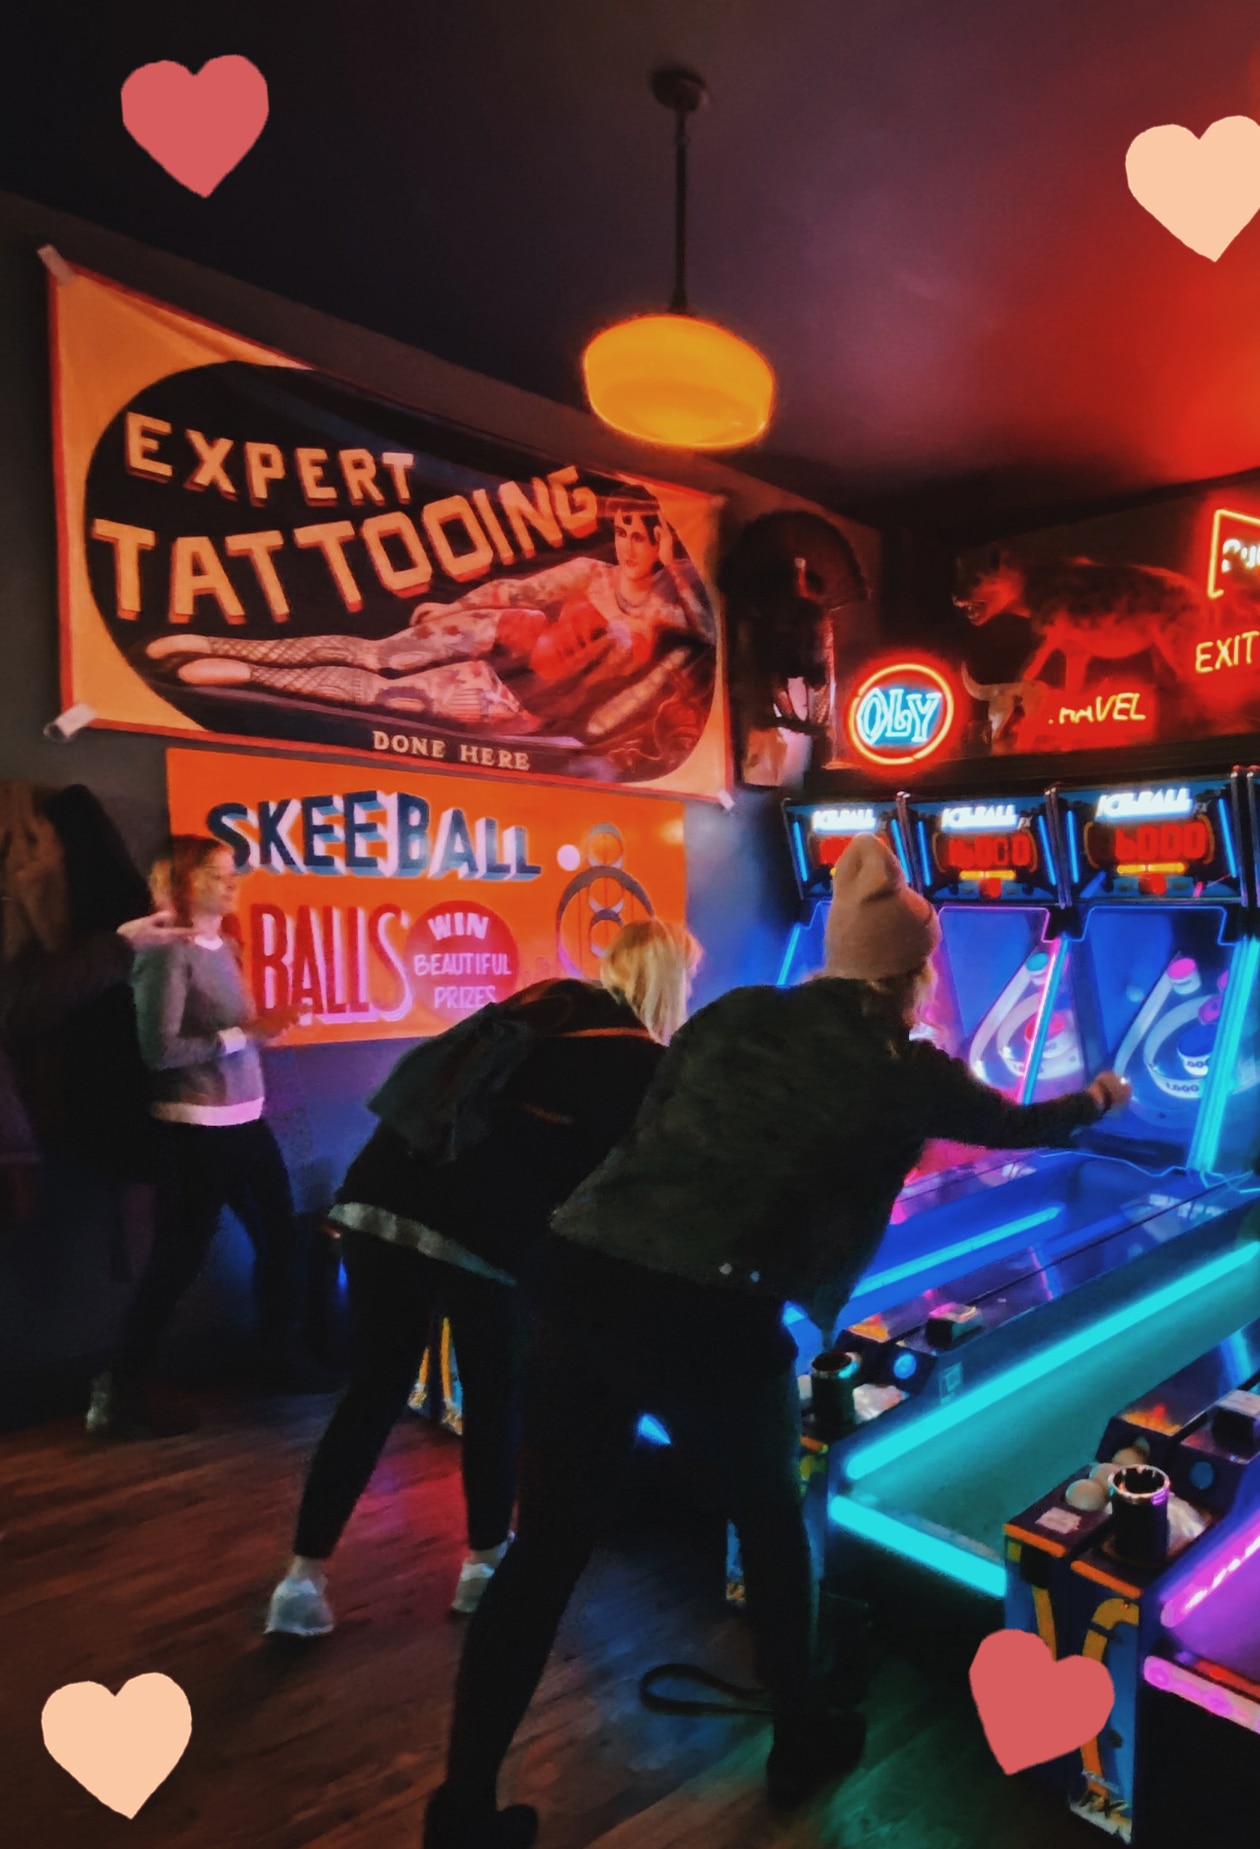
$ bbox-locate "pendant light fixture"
[581,67,775,451]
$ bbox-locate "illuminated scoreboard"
[905,793,1060,905]
[783,796,913,903]
[1054,778,1245,904]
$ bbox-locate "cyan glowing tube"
[1066,814,1081,887]
[1016,937,1068,1105]
[828,1494,1006,1597]
[1036,813,1059,892]
[1190,936,1260,1175]
[843,1242,1260,1482]
[637,1416,671,1446]
[776,921,805,989]
[854,1205,1063,1298]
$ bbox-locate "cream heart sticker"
[1125,114,1260,260]
[120,55,269,197]
[41,1673,192,1818]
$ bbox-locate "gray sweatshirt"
[131,935,265,1126]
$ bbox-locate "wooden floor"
[2,1394,1102,1849]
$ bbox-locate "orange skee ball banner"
[165,748,688,1048]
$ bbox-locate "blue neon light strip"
[855,1205,1063,1298]
[1190,935,1260,1174]
[842,1242,1260,1482]
[789,820,810,889]
[889,815,908,876]
[828,1495,1006,1597]
[637,1416,671,1446]
[776,920,805,989]
[1016,937,1067,1106]
[1218,799,1239,880]
[1066,813,1081,887]
[1036,814,1058,892]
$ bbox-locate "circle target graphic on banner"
[556,824,654,978]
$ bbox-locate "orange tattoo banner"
[51,262,730,799]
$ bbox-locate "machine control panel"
[782,795,912,903]
[1054,776,1246,906]
[905,792,1060,905]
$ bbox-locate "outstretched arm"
[911,1043,1126,1149]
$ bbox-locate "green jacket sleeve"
[910,1042,1103,1149]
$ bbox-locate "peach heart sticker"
[970,1631,1114,1775]
[121,56,269,197]
[41,1673,192,1818]
[1125,115,1260,261]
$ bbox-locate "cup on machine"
[1109,1463,1171,1565]
[810,1349,862,1439]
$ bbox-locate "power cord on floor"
[638,1663,773,1717]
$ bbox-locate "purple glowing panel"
[1161,1513,1260,1630]
[1142,1657,1260,1735]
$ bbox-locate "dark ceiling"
[6,0,1260,537]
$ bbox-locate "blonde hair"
[857,959,935,1040]
[600,917,702,1044]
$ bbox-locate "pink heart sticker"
[120,56,269,198]
[970,1630,1115,1775]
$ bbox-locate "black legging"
[294,1228,521,1558]
[443,1275,818,1810]
[112,1117,301,1386]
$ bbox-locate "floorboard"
[1,1394,1099,1849]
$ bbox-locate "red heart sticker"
[121,56,269,198]
[969,1630,1115,1775]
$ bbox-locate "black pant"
[294,1228,521,1558]
[111,1118,301,1386]
[444,1273,818,1809]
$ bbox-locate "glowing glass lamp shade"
[582,312,775,451]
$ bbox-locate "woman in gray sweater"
[87,836,308,1439]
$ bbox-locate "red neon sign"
[845,660,957,769]
[935,831,1038,877]
[1207,507,1260,601]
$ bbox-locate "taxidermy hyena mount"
[956,547,1212,754]
[721,512,868,786]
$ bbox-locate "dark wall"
[0,190,852,1417]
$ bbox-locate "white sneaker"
[450,1538,511,1616]
[85,1373,113,1435]
[265,1574,335,1637]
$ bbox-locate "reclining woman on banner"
[145,490,715,742]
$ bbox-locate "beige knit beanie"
[824,834,940,980]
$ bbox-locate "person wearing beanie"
[424,834,1131,1849]
[823,831,941,978]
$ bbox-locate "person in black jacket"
[423,835,1133,1849]
[265,918,699,1638]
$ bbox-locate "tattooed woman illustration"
[144,488,715,744]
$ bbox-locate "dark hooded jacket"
[334,979,665,1282]
[552,977,1102,1344]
